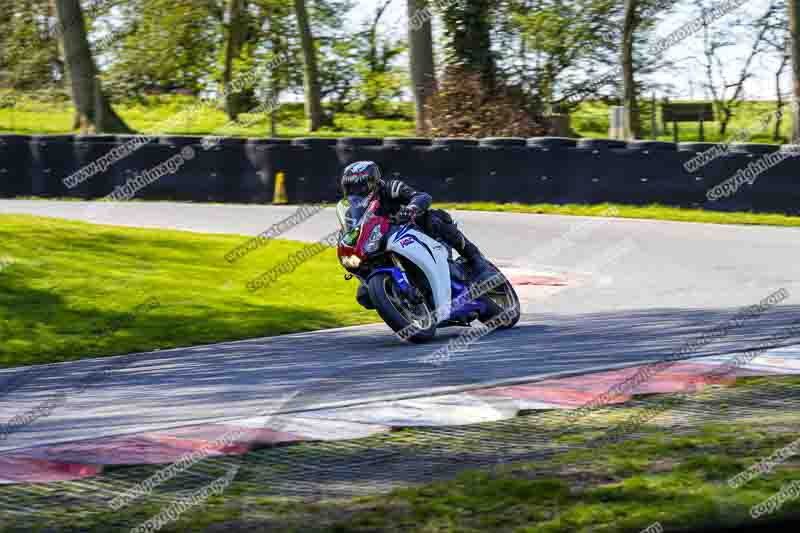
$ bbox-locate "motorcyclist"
[339,160,492,279]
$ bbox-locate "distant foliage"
[0,0,61,90]
[426,67,549,138]
[102,0,220,98]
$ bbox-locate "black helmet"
[341,161,382,197]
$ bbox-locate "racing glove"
[396,205,421,224]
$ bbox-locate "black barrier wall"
[2,134,800,214]
[0,135,31,198]
[29,135,77,198]
[73,135,117,199]
[243,139,289,203]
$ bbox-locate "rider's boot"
[460,238,494,280]
[438,223,493,279]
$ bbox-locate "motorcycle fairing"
[387,226,452,322]
[449,279,489,322]
[366,267,412,295]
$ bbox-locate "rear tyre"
[368,272,437,343]
[479,267,521,329]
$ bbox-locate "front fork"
[391,254,427,304]
[354,256,424,308]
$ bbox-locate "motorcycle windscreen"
[335,199,351,230]
[342,195,370,230]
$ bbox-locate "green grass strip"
[437,202,800,228]
[0,214,372,368]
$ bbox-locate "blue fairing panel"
[367,268,411,293]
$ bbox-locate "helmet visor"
[342,178,370,197]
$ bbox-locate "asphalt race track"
[1,200,799,454]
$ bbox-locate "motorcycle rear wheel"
[479,267,521,329]
[368,272,437,343]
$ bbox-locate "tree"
[439,0,496,85]
[356,0,405,117]
[773,49,791,142]
[293,0,329,131]
[103,0,219,97]
[760,0,789,142]
[222,0,247,120]
[54,0,131,133]
[622,0,641,138]
[407,0,435,134]
[258,0,295,136]
[790,0,800,142]
[699,0,774,137]
[304,0,355,112]
[426,66,547,138]
[0,0,62,91]
[505,0,625,112]
[429,0,548,137]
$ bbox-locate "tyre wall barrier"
[682,143,734,209]
[707,149,800,214]
[0,135,31,198]
[243,139,290,203]
[112,134,161,199]
[477,142,554,204]
[602,149,694,206]
[553,146,618,205]
[292,138,339,203]
[4,135,800,214]
[381,138,443,199]
[177,137,249,202]
[214,138,249,202]
[748,150,800,214]
[152,136,220,201]
[73,135,117,199]
[420,139,482,202]
[29,135,77,198]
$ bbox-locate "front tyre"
[368,272,437,343]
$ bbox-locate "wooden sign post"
[661,103,715,143]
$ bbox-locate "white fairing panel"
[387,228,452,322]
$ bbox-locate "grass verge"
[5,376,800,532]
[0,97,415,138]
[1,94,789,144]
[10,199,800,229]
[0,214,372,368]
[437,202,800,228]
[572,100,791,144]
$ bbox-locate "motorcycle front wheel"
[368,272,437,343]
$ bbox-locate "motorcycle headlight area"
[363,225,384,254]
[342,228,360,246]
[341,255,362,269]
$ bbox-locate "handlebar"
[390,208,424,226]
[390,214,417,226]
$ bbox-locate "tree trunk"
[441,0,495,85]
[266,14,280,138]
[54,0,131,133]
[407,0,435,135]
[719,108,731,137]
[223,0,246,121]
[48,0,80,128]
[622,0,641,139]
[790,0,800,143]
[775,53,789,142]
[293,0,328,131]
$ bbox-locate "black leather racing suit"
[372,178,484,264]
[354,179,488,310]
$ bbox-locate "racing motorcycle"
[336,195,521,343]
